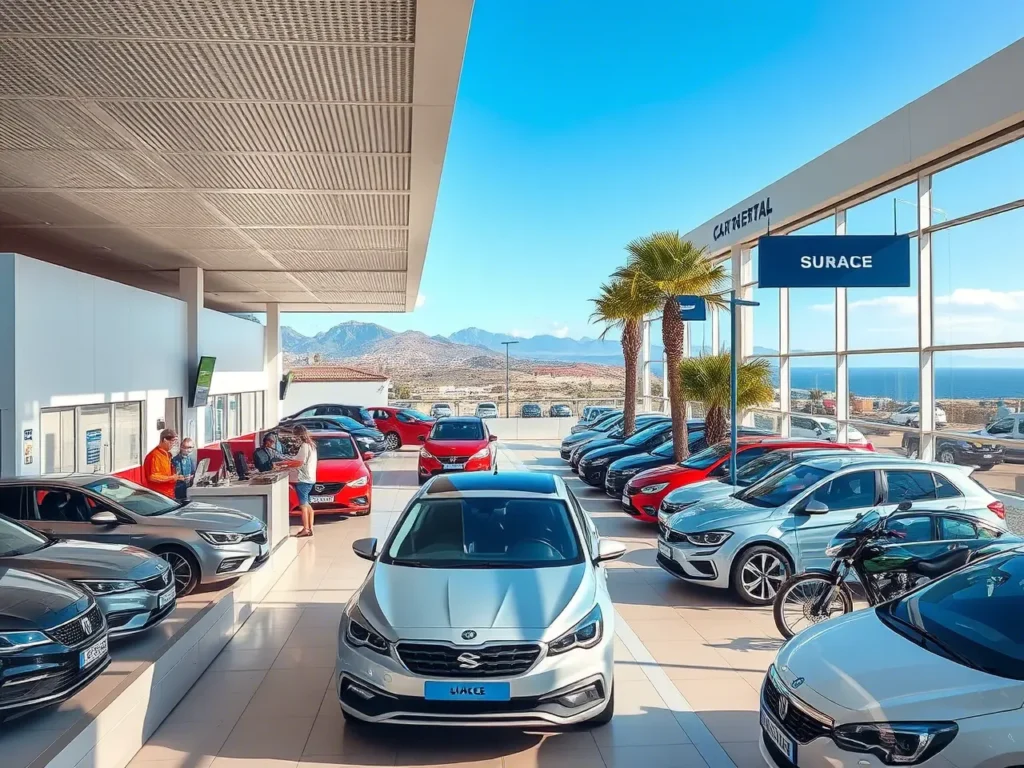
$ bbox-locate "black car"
[902,433,1004,470]
[286,403,376,429]
[277,416,386,455]
[520,403,542,418]
[569,408,622,435]
[569,415,679,471]
[0,567,111,720]
[578,420,679,487]
[549,404,573,417]
[560,411,624,459]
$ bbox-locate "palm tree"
[590,279,656,436]
[678,353,775,446]
[615,232,729,461]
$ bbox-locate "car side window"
[371,409,387,420]
[885,470,937,502]
[0,486,25,520]
[320,406,342,416]
[396,412,414,423]
[35,488,93,523]
[885,514,935,543]
[297,408,316,418]
[735,447,769,468]
[988,418,1014,435]
[1018,418,1024,435]
[939,517,978,540]
[810,470,877,511]
[932,472,963,499]
[566,490,595,556]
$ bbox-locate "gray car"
[0,513,175,637]
[0,475,268,596]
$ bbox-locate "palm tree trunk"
[662,297,689,461]
[705,406,728,447]
[620,318,642,436]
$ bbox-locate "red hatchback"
[622,438,869,523]
[417,417,496,485]
[370,406,435,451]
[289,431,373,517]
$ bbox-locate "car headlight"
[833,722,958,765]
[620,468,639,476]
[640,482,668,494]
[684,531,732,547]
[348,476,369,488]
[197,530,246,546]
[0,631,49,653]
[470,446,491,460]
[76,579,139,595]
[420,447,435,460]
[588,456,611,466]
[548,604,603,655]
[342,604,391,656]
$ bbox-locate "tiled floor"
[129,443,782,768]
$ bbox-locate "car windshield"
[625,423,668,446]
[819,420,837,432]
[594,414,622,431]
[880,552,1024,679]
[358,408,373,422]
[400,409,431,421]
[328,415,364,431]
[315,436,358,460]
[736,464,832,508]
[838,509,882,537]
[681,443,730,470]
[82,477,180,516]
[652,441,676,458]
[0,515,49,557]
[382,497,583,568]
[733,452,791,486]
[431,421,484,441]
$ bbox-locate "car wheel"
[938,448,956,464]
[383,432,401,451]
[586,685,614,727]
[155,546,200,596]
[731,546,792,606]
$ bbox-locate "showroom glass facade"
[702,132,1024,492]
[40,401,143,475]
[204,390,265,444]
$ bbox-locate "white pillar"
[779,287,791,436]
[835,209,849,443]
[917,175,936,458]
[180,267,204,445]
[641,317,651,411]
[733,245,756,426]
[710,304,720,354]
[265,303,282,427]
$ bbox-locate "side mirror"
[594,538,627,564]
[417,435,426,443]
[896,501,912,512]
[489,434,498,442]
[799,499,829,516]
[90,511,119,526]
[352,538,378,562]
[362,452,374,462]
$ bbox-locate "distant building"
[282,365,390,414]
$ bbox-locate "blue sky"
[284,0,1024,345]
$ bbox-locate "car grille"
[243,529,268,545]
[47,605,104,648]
[762,670,832,744]
[138,569,173,592]
[435,455,471,464]
[658,524,686,543]
[312,482,345,494]
[396,643,541,678]
[0,659,81,707]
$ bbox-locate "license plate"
[80,635,108,669]
[424,681,511,701]
[622,493,630,505]
[984,453,992,459]
[442,463,465,470]
[309,495,334,504]
[658,541,672,559]
[761,709,796,763]
[158,587,175,609]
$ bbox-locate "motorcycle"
[773,502,1020,639]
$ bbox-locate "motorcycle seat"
[912,548,971,577]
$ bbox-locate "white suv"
[889,403,948,427]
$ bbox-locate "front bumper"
[656,537,729,587]
[94,585,177,638]
[620,489,661,522]
[292,485,372,516]
[605,469,643,496]
[418,456,492,480]
[954,446,1004,466]
[578,462,608,487]
[195,538,269,585]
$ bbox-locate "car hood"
[2,541,166,582]
[424,439,488,457]
[563,430,604,446]
[610,452,672,472]
[666,494,774,530]
[663,479,738,505]
[577,437,620,455]
[316,458,369,478]
[366,562,591,639]
[777,610,1024,721]
[0,567,91,631]
[352,428,384,441]
[583,443,650,463]
[146,501,264,532]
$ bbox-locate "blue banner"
[757,234,911,288]
[675,295,707,321]
[85,429,103,466]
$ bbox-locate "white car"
[890,403,948,428]
[790,415,867,445]
[336,471,625,727]
[475,402,499,419]
[761,546,1024,767]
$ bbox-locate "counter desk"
[187,472,291,549]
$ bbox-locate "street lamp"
[501,340,519,418]
[730,291,760,485]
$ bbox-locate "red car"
[622,437,870,523]
[370,406,435,451]
[417,417,497,485]
[289,431,373,517]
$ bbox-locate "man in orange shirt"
[143,429,184,499]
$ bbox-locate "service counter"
[187,471,291,549]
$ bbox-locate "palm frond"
[678,352,775,411]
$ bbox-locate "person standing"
[290,426,318,537]
[171,438,196,502]
[143,429,184,499]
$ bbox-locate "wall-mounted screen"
[191,356,216,408]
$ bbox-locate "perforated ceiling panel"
[0,0,472,312]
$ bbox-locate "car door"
[793,469,880,571]
[879,513,952,563]
[26,485,132,544]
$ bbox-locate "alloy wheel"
[160,551,195,595]
[938,449,956,464]
[740,552,787,602]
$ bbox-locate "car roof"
[308,430,353,438]
[799,454,951,472]
[0,473,106,488]
[434,416,484,423]
[423,471,560,497]
[735,436,847,447]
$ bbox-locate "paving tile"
[697,709,762,743]
[639,640,737,680]
[598,743,708,768]
[164,670,267,725]
[672,678,761,712]
[723,740,766,768]
[272,644,338,669]
[208,646,282,672]
[128,757,215,768]
[132,717,231,763]
[245,667,334,718]
[220,713,316,761]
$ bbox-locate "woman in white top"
[288,425,318,537]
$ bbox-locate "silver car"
[474,402,499,419]
[0,475,268,596]
[336,471,625,727]
[0,513,175,637]
[657,455,1007,605]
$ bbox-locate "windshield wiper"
[882,607,982,671]
[388,558,431,568]
[444,562,535,569]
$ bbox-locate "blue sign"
[675,295,707,321]
[85,429,103,466]
[757,234,911,288]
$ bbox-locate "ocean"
[780,367,1024,401]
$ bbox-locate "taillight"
[988,501,1006,520]
[866,442,875,451]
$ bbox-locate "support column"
[641,317,651,411]
[265,303,282,427]
[180,267,204,445]
[835,209,850,443]
[779,287,791,436]
[917,175,936,458]
[710,304,720,354]
[733,245,755,426]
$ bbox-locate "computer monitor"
[220,441,236,478]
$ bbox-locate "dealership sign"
[713,197,772,242]
[675,295,707,321]
[757,234,911,288]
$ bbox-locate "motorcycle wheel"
[773,574,855,640]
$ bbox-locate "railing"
[390,396,677,418]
